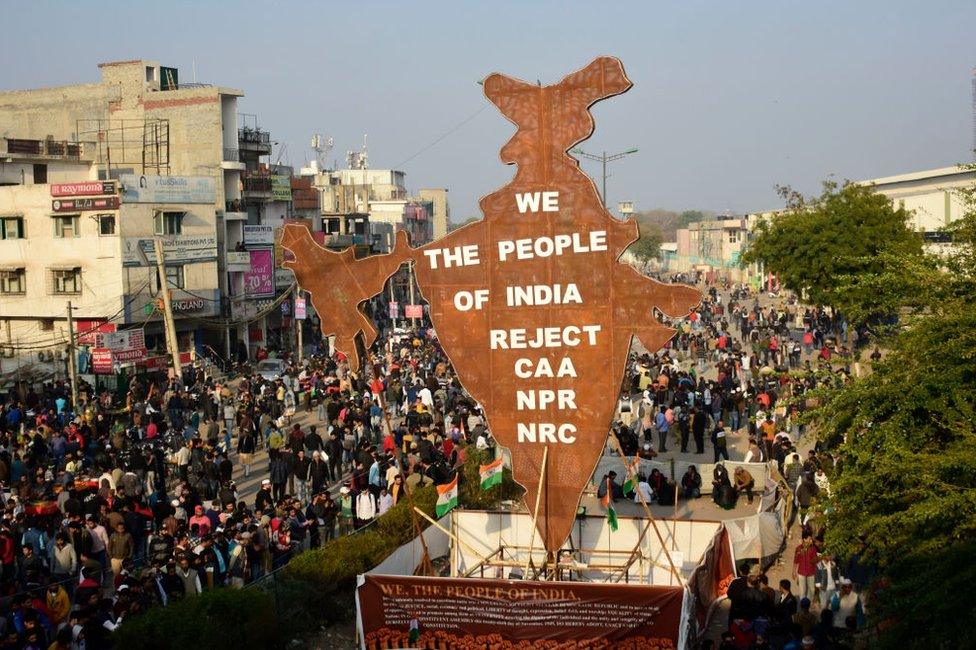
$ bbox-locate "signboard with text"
[282,57,701,552]
[243,224,275,246]
[271,174,293,201]
[356,575,682,649]
[294,297,307,319]
[120,174,216,204]
[244,249,274,297]
[51,181,117,197]
[52,196,119,212]
[226,251,251,272]
[122,236,218,267]
[75,320,116,346]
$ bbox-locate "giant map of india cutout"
[283,56,701,552]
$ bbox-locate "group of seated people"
[600,462,759,511]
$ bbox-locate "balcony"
[221,147,245,171]
[238,127,272,155]
[242,175,272,200]
[2,137,89,160]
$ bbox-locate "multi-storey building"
[0,59,265,374]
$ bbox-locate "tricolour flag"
[602,477,618,532]
[479,456,504,490]
[435,473,459,517]
[622,476,635,497]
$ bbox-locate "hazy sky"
[4,1,975,220]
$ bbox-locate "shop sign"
[243,224,275,246]
[388,302,398,319]
[226,251,251,272]
[75,320,116,345]
[52,196,119,212]
[271,175,293,201]
[120,174,216,204]
[404,304,423,319]
[171,297,206,313]
[294,297,307,320]
[92,349,114,374]
[51,181,117,197]
[122,236,218,267]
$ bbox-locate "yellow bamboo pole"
[522,446,549,578]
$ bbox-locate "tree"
[627,222,663,268]
[741,181,922,319]
[811,175,976,647]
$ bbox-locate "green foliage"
[813,298,976,647]
[741,181,922,318]
[459,447,525,509]
[288,484,437,586]
[627,222,663,266]
[114,586,279,650]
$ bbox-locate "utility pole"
[570,147,639,208]
[66,301,79,411]
[294,285,304,363]
[153,238,182,382]
[408,261,417,327]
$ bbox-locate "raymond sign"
[51,181,117,197]
[356,575,683,649]
[283,57,701,552]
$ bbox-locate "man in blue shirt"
[655,405,670,453]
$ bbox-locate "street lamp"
[570,147,638,208]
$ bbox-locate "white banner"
[243,225,275,246]
[122,236,218,267]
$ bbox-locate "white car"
[256,358,286,381]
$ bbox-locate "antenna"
[311,134,333,170]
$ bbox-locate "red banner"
[51,196,120,212]
[92,349,114,375]
[404,304,423,319]
[357,575,683,649]
[75,320,116,346]
[687,526,735,627]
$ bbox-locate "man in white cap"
[254,479,274,512]
[830,577,865,630]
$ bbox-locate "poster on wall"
[244,249,274,297]
[356,575,683,649]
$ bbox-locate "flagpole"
[522,445,549,579]
[607,430,684,586]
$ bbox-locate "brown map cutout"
[283,56,701,552]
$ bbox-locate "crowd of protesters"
[0,319,494,649]
[1,274,872,649]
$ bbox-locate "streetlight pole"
[570,147,638,208]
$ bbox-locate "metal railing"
[238,128,271,144]
[3,138,82,158]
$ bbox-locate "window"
[0,268,25,294]
[52,268,81,294]
[154,211,183,235]
[146,66,156,82]
[728,229,740,244]
[54,215,79,238]
[1,216,25,239]
[98,214,116,236]
[33,164,47,184]
[165,265,185,289]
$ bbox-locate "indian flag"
[435,473,459,517]
[479,456,504,490]
[602,478,618,532]
[622,475,635,497]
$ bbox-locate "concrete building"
[0,59,258,368]
[418,188,450,241]
[856,165,975,239]
[669,216,760,285]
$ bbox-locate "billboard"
[282,57,701,553]
[244,249,274,297]
[271,174,292,201]
[226,251,251,272]
[120,174,216,204]
[356,575,683,649]
[122,236,218,267]
[243,224,275,246]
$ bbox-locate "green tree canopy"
[741,181,922,319]
[627,222,663,267]
[812,174,976,647]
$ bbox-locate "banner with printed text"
[356,574,682,649]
